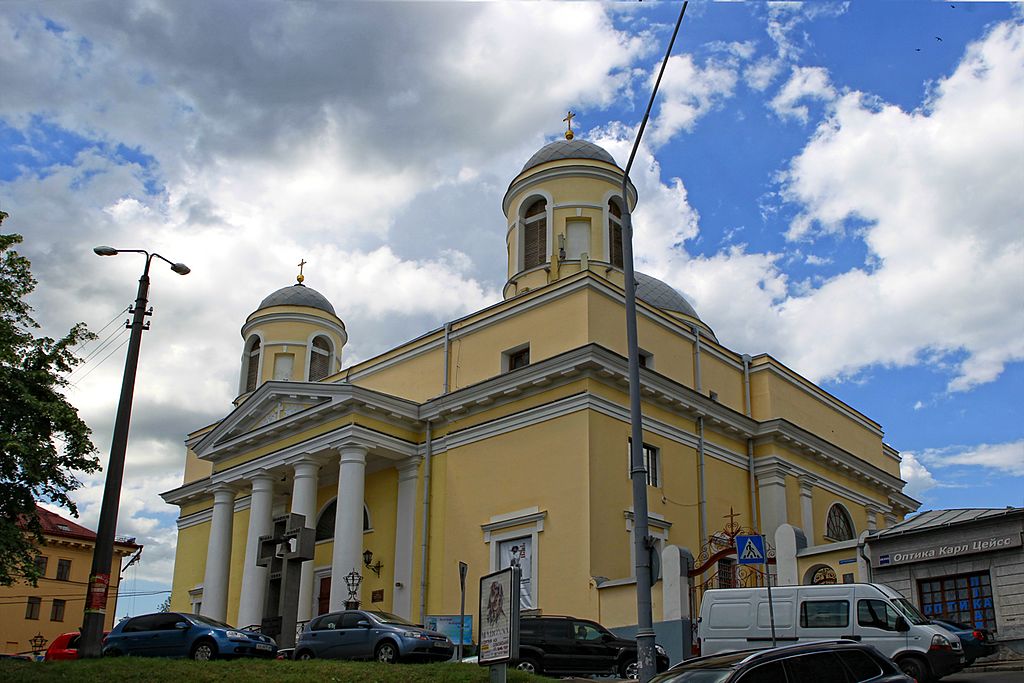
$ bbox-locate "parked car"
[931,619,998,666]
[102,612,277,660]
[698,583,964,681]
[44,631,108,660]
[513,614,670,679]
[651,640,914,683]
[294,609,453,663]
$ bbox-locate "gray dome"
[521,139,618,174]
[257,284,336,316]
[635,272,699,319]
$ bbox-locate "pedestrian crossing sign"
[736,535,766,565]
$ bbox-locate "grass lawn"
[0,657,543,682]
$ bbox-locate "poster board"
[478,566,520,666]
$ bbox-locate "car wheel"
[296,649,315,661]
[896,655,929,682]
[514,658,541,675]
[375,641,399,664]
[620,657,640,679]
[191,640,218,661]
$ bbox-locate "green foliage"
[158,595,172,612]
[0,659,542,682]
[0,231,100,586]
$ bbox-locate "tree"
[157,595,171,612]
[0,222,100,586]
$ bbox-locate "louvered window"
[309,336,331,381]
[609,199,623,268]
[523,198,547,269]
[245,337,261,392]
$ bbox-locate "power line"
[69,334,130,387]
[71,306,130,355]
[70,324,129,373]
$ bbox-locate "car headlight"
[226,630,247,640]
[401,631,429,640]
[655,644,667,656]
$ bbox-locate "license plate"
[256,643,273,651]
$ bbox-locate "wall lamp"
[363,549,383,576]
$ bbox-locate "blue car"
[103,611,277,660]
[295,609,453,663]
[931,619,998,666]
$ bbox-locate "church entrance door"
[318,576,332,615]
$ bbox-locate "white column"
[866,505,879,531]
[291,457,320,622]
[757,467,789,540]
[201,484,236,622]
[236,472,275,628]
[330,445,367,611]
[798,476,816,545]
[392,458,420,619]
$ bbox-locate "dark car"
[931,620,998,666]
[294,609,453,663]
[651,640,913,683]
[514,615,670,679]
[102,612,277,660]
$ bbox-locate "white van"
[698,583,965,681]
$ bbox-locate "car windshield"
[366,611,414,626]
[188,614,235,629]
[892,598,929,625]
[652,670,733,683]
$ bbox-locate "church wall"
[812,488,868,544]
[346,338,445,402]
[698,349,746,415]
[705,458,758,536]
[170,521,210,613]
[183,447,214,485]
[243,309,345,385]
[225,506,250,626]
[360,468,399,612]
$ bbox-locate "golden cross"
[297,258,307,284]
[724,507,741,527]
[563,110,575,140]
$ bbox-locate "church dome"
[520,138,619,174]
[635,272,699,319]
[257,284,336,316]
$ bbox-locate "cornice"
[503,163,637,215]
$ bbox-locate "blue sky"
[1,1,1021,621]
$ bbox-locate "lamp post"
[344,569,363,610]
[78,247,190,658]
[29,632,47,656]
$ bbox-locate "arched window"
[244,336,261,393]
[810,566,838,585]
[522,198,547,269]
[608,198,623,268]
[309,336,331,381]
[825,504,856,541]
[315,500,371,542]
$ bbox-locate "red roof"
[24,504,140,549]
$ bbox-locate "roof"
[24,504,139,547]
[257,283,336,316]
[520,138,618,174]
[871,507,1024,539]
[635,272,699,320]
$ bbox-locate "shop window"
[56,559,72,581]
[800,600,849,628]
[25,597,41,620]
[919,571,996,631]
[825,503,856,541]
[50,599,66,622]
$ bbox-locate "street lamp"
[29,632,47,654]
[344,569,363,610]
[78,247,189,658]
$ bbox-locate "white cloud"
[648,53,742,146]
[899,452,938,500]
[920,440,1024,478]
[770,65,836,122]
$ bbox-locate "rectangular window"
[50,599,66,622]
[627,441,660,487]
[565,220,590,259]
[35,555,48,577]
[717,558,736,589]
[498,537,533,610]
[842,572,855,584]
[56,559,72,581]
[25,597,41,620]
[638,349,653,369]
[800,600,849,628]
[503,345,530,372]
[858,599,900,630]
[919,571,996,631]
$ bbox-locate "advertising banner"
[84,573,110,614]
[426,615,474,646]
[478,566,519,666]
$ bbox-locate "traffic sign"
[736,534,766,565]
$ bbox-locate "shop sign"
[875,533,1021,567]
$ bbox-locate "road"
[943,672,1024,683]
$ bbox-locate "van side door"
[855,598,907,659]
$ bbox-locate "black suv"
[514,615,670,679]
[650,640,913,683]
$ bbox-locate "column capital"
[798,475,817,495]
[211,483,238,503]
[333,443,368,464]
[250,470,276,492]
[292,456,321,479]
[396,456,422,482]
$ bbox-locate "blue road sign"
[736,534,766,565]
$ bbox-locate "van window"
[858,599,899,630]
[709,602,753,628]
[799,600,849,628]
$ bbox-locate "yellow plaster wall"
[796,546,862,585]
[699,350,745,416]
[183,447,213,484]
[243,309,346,385]
[225,506,250,626]
[170,522,210,613]
[813,489,868,543]
[350,345,445,402]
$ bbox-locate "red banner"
[85,573,110,614]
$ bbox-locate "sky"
[2,1,1022,621]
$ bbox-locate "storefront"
[865,507,1024,661]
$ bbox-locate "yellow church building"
[162,134,919,635]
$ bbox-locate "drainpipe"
[419,421,433,625]
[742,354,758,531]
[692,325,707,543]
[442,322,451,394]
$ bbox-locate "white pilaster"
[237,472,275,629]
[201,484,236,622]
[330,445,367,611]
[291,457,320,622]
[757,466,789,540]
[798,476,816,545]
[392,457,421,619]
[866,505,880,531]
